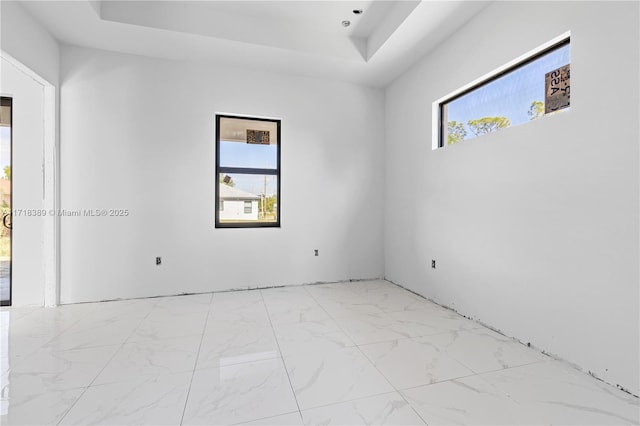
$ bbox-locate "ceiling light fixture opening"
[341,20,351,27]
[353,9,363,15]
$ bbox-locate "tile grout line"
[301,284,348,332]
[179,293,214,426]
[356,346,429,425]
[55,303,158,425]
[259,289,304,423]
[229,410,301,426]
[471,358,552,378]
[353,295,558,410]
[55,384,89,424]
[351,308,552,381]
[394,367,514,394]
[385,279,571,373]
[11,282,632,424]
[7,306,96,373]
[304,283,432,423]
[42,298,167,356]
[330,286,552,399]
[305,283,434,424]
[295,389,430,416]
[353,341,430,425]
[358,326,530,424]
[302,283,363,352]
[397,390,432,425]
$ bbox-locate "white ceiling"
[19,0,491,87]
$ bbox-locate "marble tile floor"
[0,280,638,425]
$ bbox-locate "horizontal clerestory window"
[438,36,570,148]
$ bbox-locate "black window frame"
[215,114,281,228]
[438,37,570,148]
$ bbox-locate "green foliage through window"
[439,39,570,147]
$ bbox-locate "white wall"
[0,58,45,306]
[60,45,385,304]
[385,1,639,394]
[0,1,59,86]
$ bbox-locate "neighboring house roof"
[219,184,260,200]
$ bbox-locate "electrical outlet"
[314,249,319,256]
[431,259,436,269]
[156,256,162,265]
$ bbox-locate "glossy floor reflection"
[1,280,638,425]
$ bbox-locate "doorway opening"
[0,97,11,306]
[1,51,57,307]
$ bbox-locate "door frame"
[0,96,12,306]
[1,50,58,307]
